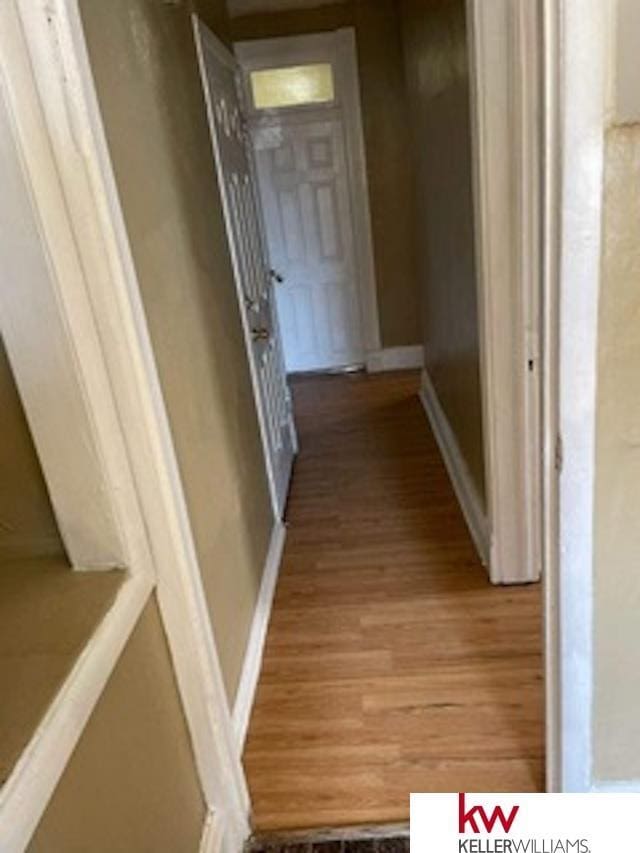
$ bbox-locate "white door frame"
[540,0,563,793]
[235,30,382,365]
[0,1,248,849]
[466,0,543,586]
[469,0,612,792]
[542,0,609,793]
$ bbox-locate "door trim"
[466,0,543,586]
[542,0,609,793]
[235,30,382,362]
[540,0,562,794]
[469,0,610,792]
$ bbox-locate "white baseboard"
[232,520,286,753]
[419,368,490,567]
[366,345,424,373]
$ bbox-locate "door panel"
[253,116,365,373]
[195,25,296,517]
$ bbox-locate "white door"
[251,113,365,373]
[194,20,296,517]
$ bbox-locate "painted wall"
[0,336,64,562]
[399,0,485,503]
[593,125,640,781]
[231,1,421,348]
[79,0,274,703]
[590,0,640,783]
[28,596,205,852]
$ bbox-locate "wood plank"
[244,371,543,831]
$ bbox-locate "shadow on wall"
[0,336,64,561]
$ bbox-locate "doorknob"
[252,327,270,341]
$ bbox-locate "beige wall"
[79,0,274,703]
[593,125,640,780]
[400,0,485,503]
[28,596,204,853]
[0,336,64,562]
[231,1,421,348]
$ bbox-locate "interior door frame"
[193,17,294,519]
[469,0,611,792]
[542,0,610,794]
[466,0,543,587]
[235,29,382,365]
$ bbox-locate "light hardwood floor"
[244,371,543,831]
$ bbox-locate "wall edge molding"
[232,520,286,753]
[199,809,224,853]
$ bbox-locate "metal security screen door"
[194,19,296,517]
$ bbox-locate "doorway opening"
[236,31,380,375]
[194,2,545,835]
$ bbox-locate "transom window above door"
[249,63,335,109]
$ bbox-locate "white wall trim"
[0,2,252,850]
[419,369,490,568]
[0,8,137,575]
[235,30,382,360]
[466,0,543,585]
[233,521,286,752]
[199,810,224,853]
[45,2,251,843]
[0,2,157,846]
[547,0,607,793]
[335,28,382,360]
[366,345,424,374]
[540,0,562,794]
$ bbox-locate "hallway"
[244,372,543,832]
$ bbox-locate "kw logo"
[458,793,520,834]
